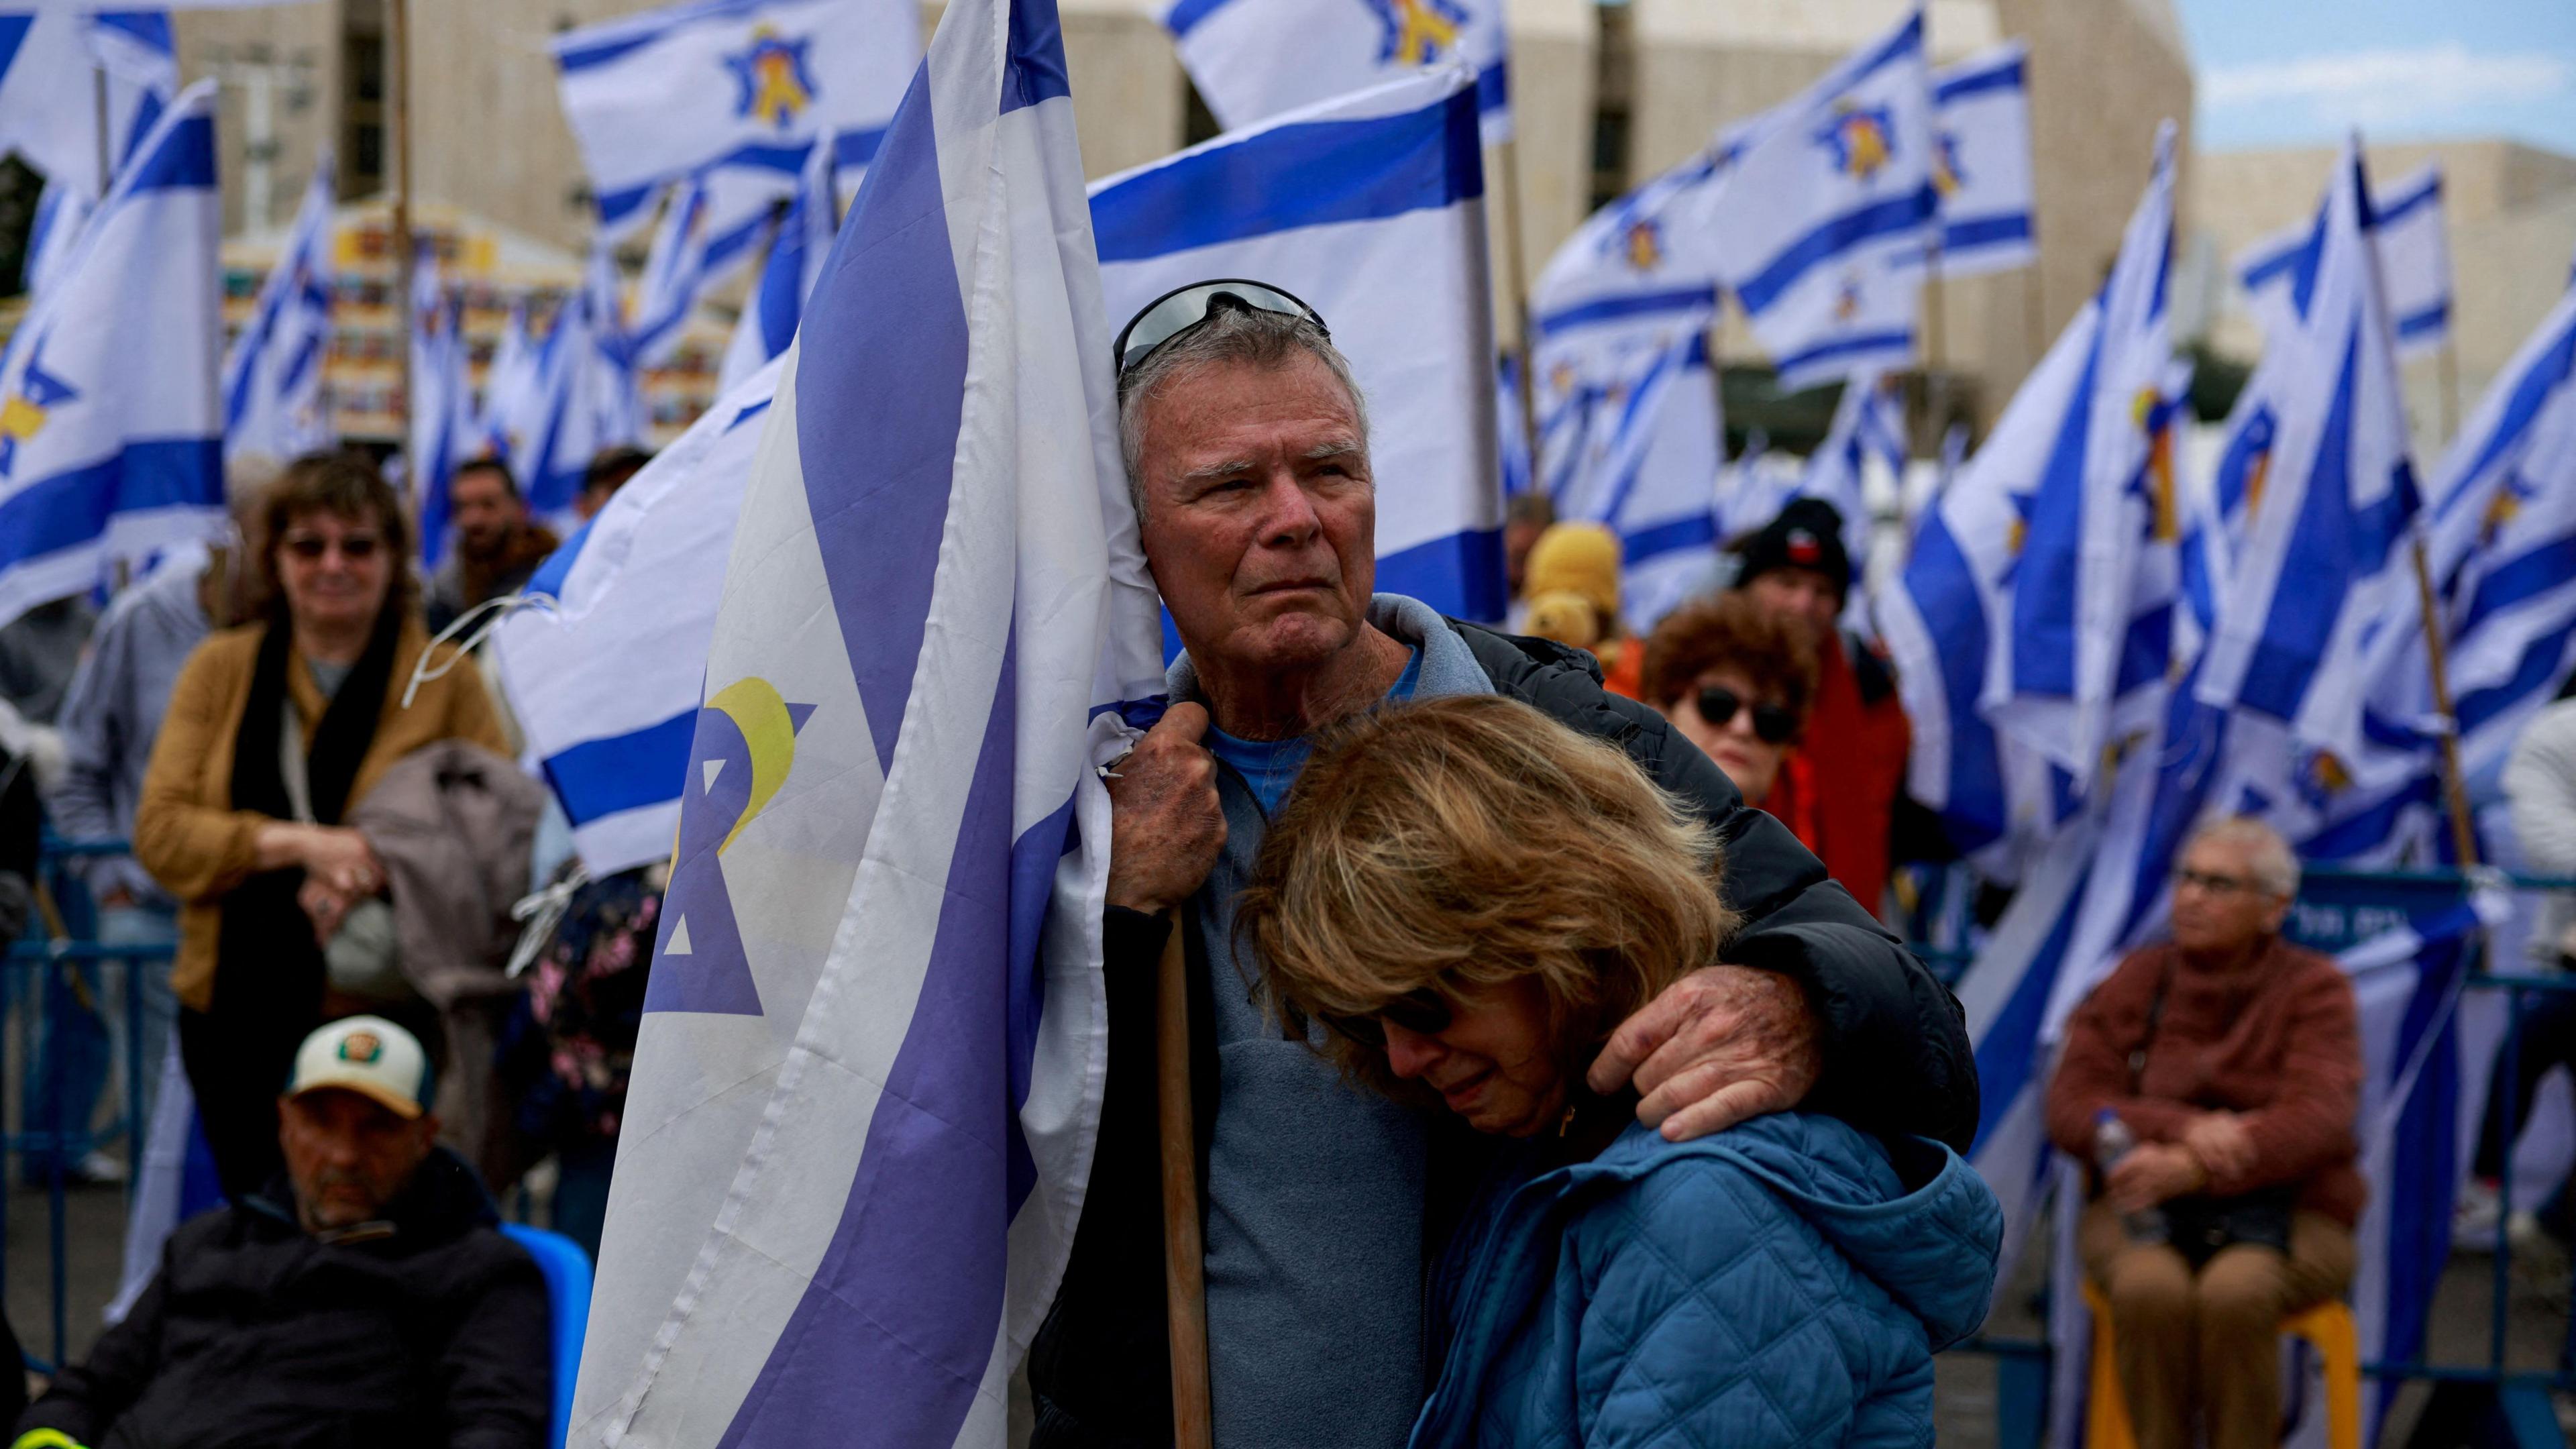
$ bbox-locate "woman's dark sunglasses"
[1318,985,1452,1049]
[1113,278,1330,374]
[1695,686,1798,745]
[282,532,382,561]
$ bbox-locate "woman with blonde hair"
[1236,694,1999,1446]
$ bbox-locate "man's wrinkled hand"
[1104,702,1226,917]
[1587,964,1821,1142]
[2106,1142,2206,1214]
[2181,1112,2257,1182]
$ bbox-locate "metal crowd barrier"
[5,837,172,1375]
[1927,866,2576,1449]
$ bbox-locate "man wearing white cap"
[13,1017,550,1449]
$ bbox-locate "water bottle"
[2094,1110,2167,1242]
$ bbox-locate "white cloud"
[2204,44,2572,127]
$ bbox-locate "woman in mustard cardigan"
[136,454,506,1198]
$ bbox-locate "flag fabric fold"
[2239,163,2453,360]
[0,79,222,628]
[1165,0,1510,144]
[720,126,840,393]
[568,0,1163,1438]
[223,152,337,465]
[1928,39,2035,278]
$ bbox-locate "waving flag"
[2196,138,2423,831]
[1165,0,1509,144]
[1797,369,1904,569]
[1929,39,2035,278]
[0,8,171,201]
[0,80,220,629]
[510,252,644,521]
[409,255,474,570]
[1983,123,2182,799]
[552,0,916,240]
[567,0,1163,1438]
[1093,68,1503,620]
[223,153,335,465]
[2239,164,2452,361]
[474,300,537,462]
[493,363,783,875]
[1704,8,1932,389]
[21,179,91,301]
[719,130,838,392]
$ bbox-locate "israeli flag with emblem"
[1982,123,2182,800]
[2239,164,2451,360]
[552,0,918,240]
[1165,0,1509,144]
[493,362,783,877]
[719,131,838,393]
[223,153,336,466]
[1703,7,1932,390]
[1092,68,1503,621]
[0,80,221,629]
[1929,39,2035,278]
[2196,138,2422,827]
[566,0,1164,1436]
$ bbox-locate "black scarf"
[209,605,405,1019]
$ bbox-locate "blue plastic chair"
[501,1224,592,1449]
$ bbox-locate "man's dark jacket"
[1027,621,1976,1448]
[19,1146,549,1449]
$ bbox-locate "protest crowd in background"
[0,1,2571,1448]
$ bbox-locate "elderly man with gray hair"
[1024,280,1979,1448]
[2046,816,2363,1449]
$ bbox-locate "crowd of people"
[0,280,2565,1447]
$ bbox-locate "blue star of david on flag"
[0,339,79,479]
[724,25,819,130]
[645,678,817,1016]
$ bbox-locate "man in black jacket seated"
[17,1016,548,1449]
[1028,282,1978,1448]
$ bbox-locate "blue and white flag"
[2414,280,2576,780]
[1092,68,1505,621]
[1797,368,1903,569]
[552,0,916,239]
[221,152,335,465]
[1929,39,2035,278]
[0,8,171,201]
[493,362,783,875]
[1164,0,1509,145]
[1982,123,2182,799]
[627,175,716,369]
[508,252,644,521]
[567,0,1163,1438]
[474,299,537,462]
[409,255,474,571]
[2197,138,2422,828]
[1703,8,1932,389]
[21,177,91,302]
[2238,163,2452,361]
[718,130,837,393]
[89,9,174,174]
[0,80,221,629]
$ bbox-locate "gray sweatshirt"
[45,546,212,905]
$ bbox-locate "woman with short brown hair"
[136,452,506,1197]
[1236,695,2000,1446]
[1642,590,1821,839]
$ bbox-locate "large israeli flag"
[0,80,221,629]
[1165,0,1509,144]
[493,363,783,877]
[1930,39,2035,278]
[552,0,917,239]
[1982,123,2181,799]
[222,153,335,465]
[1092,68,1503,621]
[718,131,837,393]
[567,0,1164,1436]
[1703,8,1933,389]
[2238,164,2451,360]
[2196,138,2422,824]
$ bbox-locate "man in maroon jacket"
[2046,818,2363,1449]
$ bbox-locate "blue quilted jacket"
[1409,1112,2002,1448]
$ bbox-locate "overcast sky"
[2176,0,2576,154]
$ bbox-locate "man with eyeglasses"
[2045,817,2361,1449]
[1026,282,1978,1449]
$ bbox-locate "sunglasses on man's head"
[1317,985,1454,1049]
[1694,685,1798,745]
[1113,278,1330,375]
[281,532,382,561]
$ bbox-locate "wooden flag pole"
[1155,924,1214,1449]
[390,0,415,471]
[1496,136,1541,475]
[2408,537,2483,868]
[2438,339,2462,446]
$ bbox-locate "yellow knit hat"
[1522,523,1623,621]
